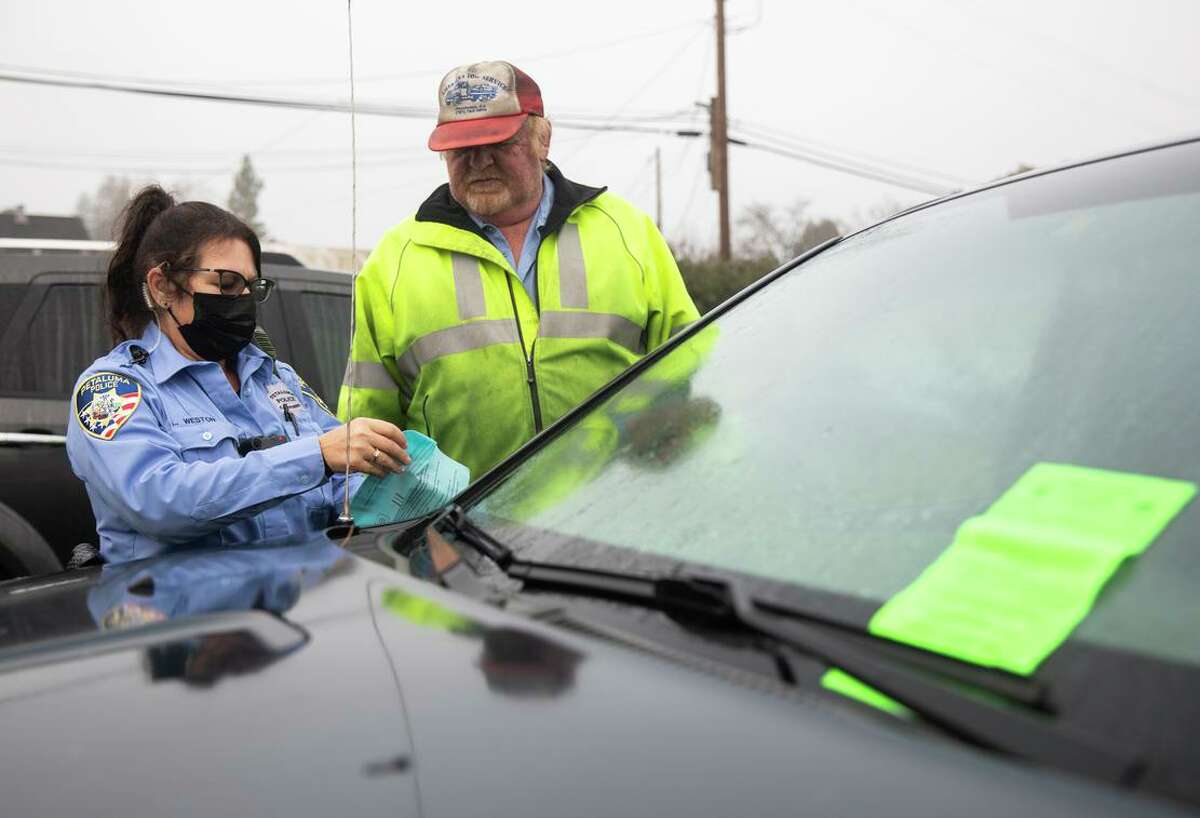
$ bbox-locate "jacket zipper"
[505,275,544,433]
[422,394,435,439]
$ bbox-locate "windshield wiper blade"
[430,507,1040,703]
[430,507,1142,786]
[710,577,1140,784]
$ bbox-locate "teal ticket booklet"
[349,431,470,526]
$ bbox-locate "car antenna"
[337,0,359,537]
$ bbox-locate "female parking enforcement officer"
[67,186,411,564]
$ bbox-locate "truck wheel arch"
[0,500,63,579]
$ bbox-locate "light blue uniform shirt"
[468,173,555,304]
[87,540,347,626]
[66,322,361,564]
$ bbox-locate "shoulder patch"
[298,377,333,415]
[75,371,142,440]
[101,602,166,630]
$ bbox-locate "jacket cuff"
[262,436,328,496]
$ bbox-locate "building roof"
[0,208,89,240]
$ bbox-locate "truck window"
[297,291,351,406]
[0,284,108,397]
[0,284,25,331]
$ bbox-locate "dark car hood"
[0,544,1190,818]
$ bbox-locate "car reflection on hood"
[86,539,350,686]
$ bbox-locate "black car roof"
[872,133,1200,236]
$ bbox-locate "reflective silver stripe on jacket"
[397,319,520,380]
[538,311,645,356]
[452,252,486,320]
[342,359,397,391]
[556,222,588,309]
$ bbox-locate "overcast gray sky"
[1,0,1197,254]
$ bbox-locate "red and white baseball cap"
[428,60,545,152]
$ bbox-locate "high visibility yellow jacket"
[337,165,700,480]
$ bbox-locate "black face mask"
[169,292,257,362]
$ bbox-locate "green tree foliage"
[675,250,780,315]
[227,154,266,237]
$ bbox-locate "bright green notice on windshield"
[824,463,1195,709]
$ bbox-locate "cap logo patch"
[438,63,520,122]
[429,61,542,151]
[75,371,142,440]
[444,77,501,108]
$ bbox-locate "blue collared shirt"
[468,173,555,303]
[66,322,360,563]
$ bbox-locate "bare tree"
[168,178,214,203]
[737,198,840,263]
[74,176,216,242]
[76,175,132,241]
[844,194,921,231]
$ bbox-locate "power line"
[670,141,707,240]
[728,135,954,195]
[0,134,959,193]
[253,111,325,154]
[731,120,974,188]
[618,151,659,203]
[0,67,971,192]
[511,19,711,70]
[0,62,693,123]
[559,25,709,164]
[36,19,712,89]
[0,143,429,161]
[0,69,704,137]
[0,69,430,117]
[0,129,599,163]
[0,152,433,175]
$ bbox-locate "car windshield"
[466,140,1200,670]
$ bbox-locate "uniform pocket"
[171,423,241,463]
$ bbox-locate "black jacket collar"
[414,163,606,238]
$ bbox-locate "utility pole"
[713,0,731,260]
[654,146,663,230]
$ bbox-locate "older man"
[337,60,699,480]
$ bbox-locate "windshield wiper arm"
[430,507,1038,703]
[430,507,1142,786]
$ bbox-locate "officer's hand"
[319,418,411,477]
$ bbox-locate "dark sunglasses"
[175,268,277,303]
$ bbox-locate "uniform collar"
[137,322,272,385]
